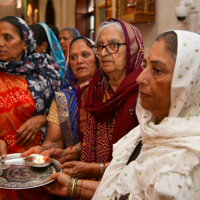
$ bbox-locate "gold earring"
[24,46,27,53]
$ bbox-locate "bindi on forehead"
[148,57,150,59]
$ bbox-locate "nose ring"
[143,79,147,83]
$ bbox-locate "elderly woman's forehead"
[98,32,124,43]
[97,37,122,43]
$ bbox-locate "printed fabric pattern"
[81,18,144,164]
[55,87,80,148]
[0,16,61,116]
[93,31,200,200]
[38,22,66,83]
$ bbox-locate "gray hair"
[96,20,125,42]
[60,27,80,38]
[155,31,177,61]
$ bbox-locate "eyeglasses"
[92,42,126,55]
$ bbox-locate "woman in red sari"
[0,16,61,200]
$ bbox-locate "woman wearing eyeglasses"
[42,18,144,200]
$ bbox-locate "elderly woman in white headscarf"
[92,30,200,200]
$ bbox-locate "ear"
[22,41,26,52]
[41,41,48,52]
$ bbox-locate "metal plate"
[0,153,61,189]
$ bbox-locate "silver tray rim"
[0,153,62,190]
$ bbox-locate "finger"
[19,132,34,146]
[62,168,74,176]
[21,149,33,157]
[25,135,34,147]
[15,129,30,145]
[21,146,41,157]
[0,141,7,158]
[16,124,27,138]
[41,149,54,160]
[25,134,37,147]
[46,172,59,182]
[60,162,73,169]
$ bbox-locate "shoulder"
[113,127,141,158]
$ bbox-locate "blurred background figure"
[48,24,59,40]
[59,27,80,61]
[29,23,65,83]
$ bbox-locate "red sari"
[0,71,54,200]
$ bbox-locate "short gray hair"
[96,20,125,42]
[60,27,80,38]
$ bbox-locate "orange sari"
[0,71,54,200]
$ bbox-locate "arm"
[21,121,64,155]
[44,172,99,199]
[40,96,82,150]
[22,123,82,164]
[41,142,82,164]
[61,161,110,179]
[22,98,82,163]
[74,178,99,199]
[42,122,65,149]
[41,98,65,149]
[22,98,65,156]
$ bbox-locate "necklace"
[103,82,111,102]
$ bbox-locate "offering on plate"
[33,156,45,163]
[0,153,61,189]
[25,154,52,167]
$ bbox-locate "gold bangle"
[73,178,78,200]
[72,147,80,158]
[71,178,76,199]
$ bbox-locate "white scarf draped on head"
[92,30,200,200]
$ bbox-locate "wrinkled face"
[97,25,126,80]
[59,30,73,54]
[136,40,175,123]
[69,39,97,85]
[0,21,26,62]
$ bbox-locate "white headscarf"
[92,30,200,199]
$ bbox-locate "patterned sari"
[0,16,60,200]
[49,36,98,148]
[78,18,144,164]
[0,71,41,153]
[54,87,79,148]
